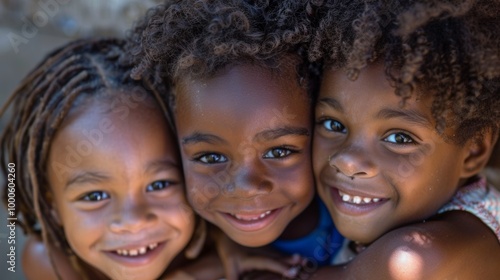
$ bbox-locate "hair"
[0,38,170,279]
[309,0,500,144]
[127,0,317,105]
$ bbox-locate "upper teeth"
[116,243,158,256]
[339,190,381,204]
[232,210,272,221]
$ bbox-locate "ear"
[461,129,499,178]
[50,208,62,226]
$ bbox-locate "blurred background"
[0,1,163,279]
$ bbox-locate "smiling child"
[308,0,500,278]
[0,39,198,280]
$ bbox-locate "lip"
[328,185,389,216]
[103,241,167,267]
[220,207,283,232]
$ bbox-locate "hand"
[211,227,305,280]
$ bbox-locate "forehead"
[175,64,310,126]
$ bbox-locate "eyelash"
[78,180,173,202]
[193,146,299,164]
[317,118,347,134]
[80,191,110,202]
[317,117,419,145]
[193,153,228,164]
[146,180,172,192]
[263,146,298,159]
[383,132,418,145]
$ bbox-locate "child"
[128,0,344,278]
[308,0,500,278]
[0,38,212,280]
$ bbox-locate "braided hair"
[309,0,500,144]
[127,0,316,105]
[0,38,170,279]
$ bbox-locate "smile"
[230,210,272,221]
[222,208,282,232]
[339,190,382,204]
[115,243,159,257]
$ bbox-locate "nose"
[223,160,273,199]
[109,196,157,233]
[328,145,378,179]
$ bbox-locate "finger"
[222,260,240,280]
[283,253,304,266]
[240,257,300,279]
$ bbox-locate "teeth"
[339,190,382,205]
[342,193,351,202]
[233,210,272,221]
[115,243,158,256]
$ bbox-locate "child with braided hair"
[308,0,500,278]
[128,0,344,278]
[0,38,219,280]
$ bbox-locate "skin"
[46,94,195,280]
[174,63,316,248]
[311,64,500,278]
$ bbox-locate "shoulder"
[22,235,82,280]
[329,211,500,279]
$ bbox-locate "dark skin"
[174,62,319,278]
[309,64,500,278]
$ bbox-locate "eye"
[320,119,347,133]
[196,153,228,164]
[263,147,293,158]
[146,180,171,192]
[81,191,110,202]
[384,132,415,144]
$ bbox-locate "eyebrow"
[376,108,432,128]
[254,126,310,142]
[145,159,179,174]
[65,172,110,190]
[182,132,227,145]
[317,97,344,112]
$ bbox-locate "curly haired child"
[0,38,214,280]
[128,0,344,278]
[308,0,500,278]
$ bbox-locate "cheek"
[185,172,220,211]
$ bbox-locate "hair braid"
[1,38,171,279]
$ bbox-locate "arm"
[22,235,83,280]
[310,211,500,279]
[211,227,304,280]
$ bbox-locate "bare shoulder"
[312,211,500,279]
[22,235,82,280]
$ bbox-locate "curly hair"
[309,0,500,144]
[127,0,316,103]
[0,38,170,279]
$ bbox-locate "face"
[313,64,470,244]
[175,64,314,247]
[48,94,194,280]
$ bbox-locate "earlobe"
[461,129,498,178]
[51,207,62,226]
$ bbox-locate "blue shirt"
[271,198,344,266]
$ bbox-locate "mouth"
[221,208,282,232]
[229,210,273,221]
[338,190,382,205]
[328,187,389,216]
[114,242,159,257]
[105,241,166,267]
